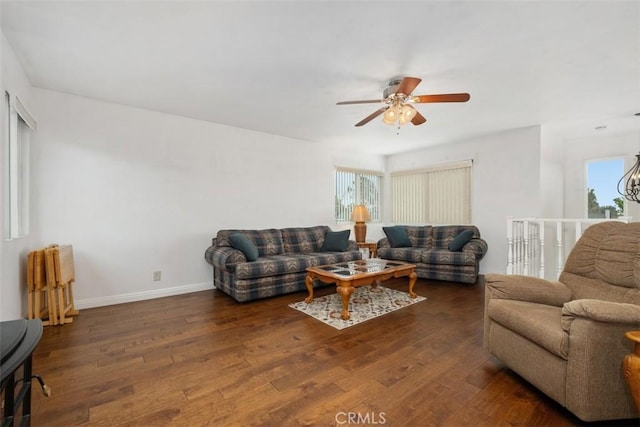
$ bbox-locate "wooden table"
[356,241,378,258]
[624,331,640,413]
[305,259,417,320]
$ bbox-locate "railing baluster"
[575,221,583,241]
[506,217,514,275]
[539,221,545,279]
[556,221,564,280]
[523,220,529,276]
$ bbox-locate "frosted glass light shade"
[398,105,417,125]
[382,107,398,125]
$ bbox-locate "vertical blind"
[391,160,472,224]
[335,168,383,222]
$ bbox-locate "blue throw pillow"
[320,229,350,252]
[448,229,475,251]
[382,226,412,248]
[229,233,259,261]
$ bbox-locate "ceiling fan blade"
[413,93,471,103]
[337,100,383,105]
[355,107,388,127]
[411,111,427,126]
[395,77,422,95]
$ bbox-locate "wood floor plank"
[27,278,640,426]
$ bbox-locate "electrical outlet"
[153,271,161,281]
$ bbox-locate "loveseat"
[204,226,362,302]
[484,221,640,422]
[376,225,488,284]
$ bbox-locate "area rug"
[289,285,426,330]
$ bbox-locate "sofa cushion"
[448,229,474,251]
[383,226,412,248]
[216,229,284,256]
[421,249,476,266]
[488,299,569,359]
[234,251,361,279]
[281,226,328,253]
[377,247,422,263]
[403,225,433,249]
[320,230,350,252]
[229,233,259,261]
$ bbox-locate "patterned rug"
[289,285,427,330]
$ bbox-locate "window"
[335,168,382,222]
[4,92,36,239]
[391,160,472,224]
[586,158,624,219]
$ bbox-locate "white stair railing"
[506,217,631,279]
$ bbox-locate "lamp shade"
[398,104,417,125]
[382,107,398,125]
[350,205,371,222]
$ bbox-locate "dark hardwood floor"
[29,278,638,426]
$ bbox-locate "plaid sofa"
[204,226,362,302]
[377,225,488,284]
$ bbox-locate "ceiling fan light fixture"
[382,107,398,125]
[336,76,470,127]
[398,104,417,125]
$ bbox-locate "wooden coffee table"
[305,259,418,320]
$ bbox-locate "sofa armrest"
[485,273,572,306]
[347,240,359,251]
[208,246,248,271]
[561,299,640,331]
[377,237,390,249]
[462,238,488,260]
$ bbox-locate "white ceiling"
[2,1,639,155]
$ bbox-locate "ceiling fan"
[337,76,470,127]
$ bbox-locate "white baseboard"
[75,282,215,310]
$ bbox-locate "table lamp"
[351,205,371,243]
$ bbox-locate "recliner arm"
[485,273,572,307]
[561,299,640,332]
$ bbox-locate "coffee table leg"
[336,285,355,320]
[304,274,314,303]
[408,271,417,298]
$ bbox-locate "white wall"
[384,126,543,275]
[0,32,38,320]
[540,126,565,218]
[29,88,384,309]
[563,131,640,221]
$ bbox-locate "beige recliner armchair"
[484,221,640,422]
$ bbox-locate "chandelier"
[618,153,640,203]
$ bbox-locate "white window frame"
[391,160,472,225]
[4,92,36,240]
[335,167,383,223]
